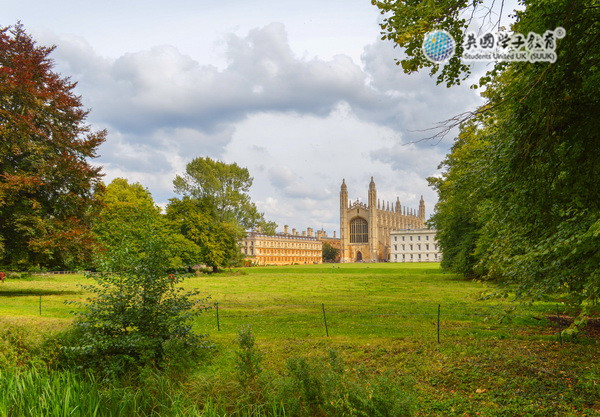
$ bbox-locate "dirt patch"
[546,316,600,337]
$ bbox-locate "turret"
[419,195,426,222]
[368,177,378,261]
[340,179,348,214]
[368,176,376,208]
[395,197,401,212]
[340,179,349,262]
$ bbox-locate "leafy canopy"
[95,178,200,270]
[372,0,473,86]
[170,157,276,271]
[373,0,599,314]
[166,196,243,271]
[0,24,105,269]
[173,157,262,229]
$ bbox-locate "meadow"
[1,263,598,416]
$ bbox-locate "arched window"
[350,217,368,243]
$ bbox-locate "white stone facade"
[390,229,441,263]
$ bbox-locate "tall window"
[350,217,368,243]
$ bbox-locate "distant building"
[240,226,322,266]
[389,229,441,263]
[340,177,426,262]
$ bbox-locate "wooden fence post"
[322,303,329,337]
[556,304,562,344]
[216,302,220,331]
[437,304,441,343]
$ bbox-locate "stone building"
[390,229,441,262]
[240,226,322,266]
[339,177,426,262]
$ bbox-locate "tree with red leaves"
[0,23,106,269]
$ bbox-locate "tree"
[372,0,472,87]
[0,24,105,270]
[95,178,200,269]
[173,157,265,229]
[427,120,493,276]
[170,157,276,271]
[166,197,243,272]
[376,0,600,315]
[322,242,340,263]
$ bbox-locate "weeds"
[277,350,414,417]
[235,326,263,388]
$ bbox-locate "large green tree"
[173,157,262,229]
[166,197,243,272]
[375,1,600,313]
[95,178,199,270]
[0,24,105,269]
[170,157,276,271]
[427,121,492,277]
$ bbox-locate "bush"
[63,218,212,379]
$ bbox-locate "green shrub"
[63,217,212,379]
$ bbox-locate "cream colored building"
[340,177,426,262]
[390,229,441,263]
[240,226,323,266]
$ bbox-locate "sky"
[4,0,513,235]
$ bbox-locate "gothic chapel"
[339,178,425,262]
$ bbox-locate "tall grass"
[0,368,193,417]
[0,368,293,417]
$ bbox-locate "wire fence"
[1,292,574,343]
[191,300,571,343]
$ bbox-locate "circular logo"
[422,30,455,63]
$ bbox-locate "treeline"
[0,24,275,272]
[376,0,599,312]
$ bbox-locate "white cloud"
[26,21,484,235]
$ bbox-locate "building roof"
[244,231,320,241]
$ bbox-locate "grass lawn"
[1,263,598,416]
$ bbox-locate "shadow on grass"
[0,289,82,297]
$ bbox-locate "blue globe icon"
[422,30,455,63]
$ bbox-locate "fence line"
[206,301,520,311]
[205,303,547,320]
[198,300,568,343]
[5,293,567,343]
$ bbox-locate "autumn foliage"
[0,24,106,269]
